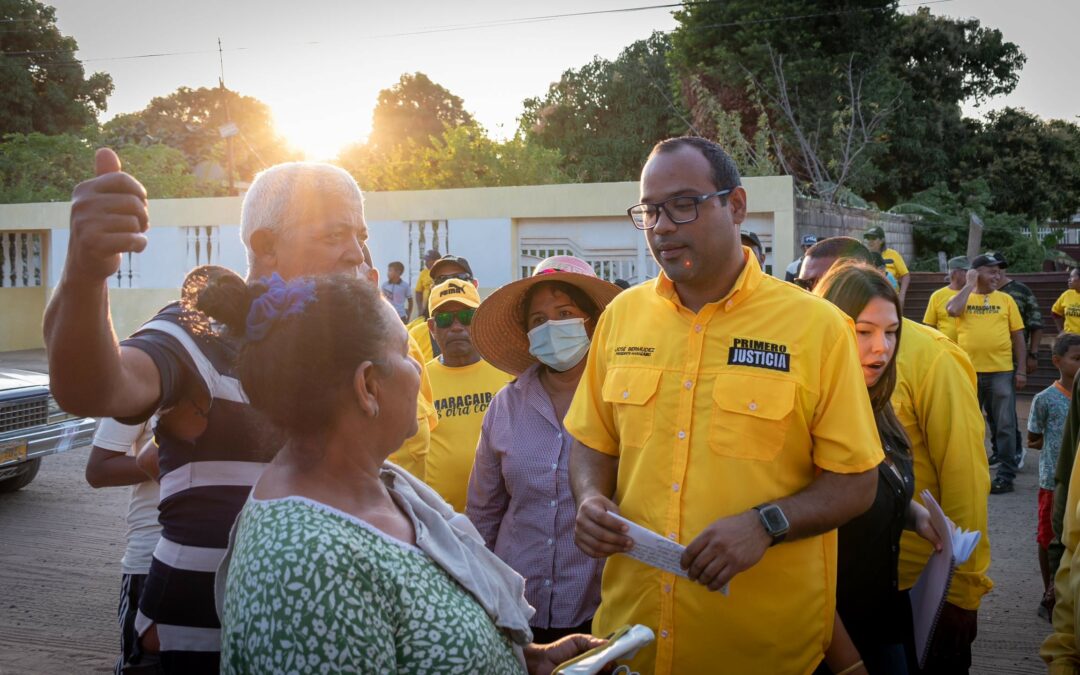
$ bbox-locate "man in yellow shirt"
[1053,267,1080,334]
[413,248,440,319]
[801,238,991,673]
[863,225,910,305]
[947,251,1026,494]
[424,279,510,511]
[566,137,882,675]
[1042,423,1080,673]
[922,256,969,342]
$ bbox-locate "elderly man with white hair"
[43,150,383,673]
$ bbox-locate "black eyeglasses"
[434,272,473,284]
[433,309,475,329]
[627,189,735,230]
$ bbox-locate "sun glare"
[273,103,371,162]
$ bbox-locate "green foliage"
[670,0,898,199]
[899,179,1046,272]
[519,33,681,182]
[874,8,1027,202]
[339,124,569,192]
[687,77,778,178]
[102,86,299,182]
[667,1,1031,209]
[964,108,1080,223]
[368,73,474,152]
[0,0,113,135]
[0,131,224,203]
[0,132,92,202]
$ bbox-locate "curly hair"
[197,272,394,437]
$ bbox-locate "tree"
[964,108,1080,223]
[0,0,113,135]
[103,86,299,182]
[339,123,569,191]
[897,179,1047,272]
[368,73,474,152]
[0,131,223,203]
[519,33,684,183]
[875,7,1026,202]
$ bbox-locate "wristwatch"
[753,503,789,546]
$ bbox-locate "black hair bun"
[194,266,259,335]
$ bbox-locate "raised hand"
[65,148,149,283]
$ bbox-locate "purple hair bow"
[246,273,317,342]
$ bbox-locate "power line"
[2,0,954,67]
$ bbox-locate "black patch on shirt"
[615,346,655,357]
[727,337,791,372]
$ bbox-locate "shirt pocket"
[710,374,797,461]
[601,367,663,449]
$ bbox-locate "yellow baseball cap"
[428,278,481,314]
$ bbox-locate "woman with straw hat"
[466,255,622,643]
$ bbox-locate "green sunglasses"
[433,309,476,329]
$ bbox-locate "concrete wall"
[0,287,46,351]
[0,176,796,351]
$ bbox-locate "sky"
[46,0,1080,161]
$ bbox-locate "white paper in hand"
[607,511,728,595]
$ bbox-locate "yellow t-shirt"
[922,286,961,342]
[387,336,439,480]
[563,253,882,675]
[415,268,434,309]
[955,291,1024,373]
[408,320,435,363]
[425,358,510,511]
[893,320,992,610]
[881,247,909,279]
[1053,289,1080,335]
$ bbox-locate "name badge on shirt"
[728,337,791,372]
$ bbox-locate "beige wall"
[0,177,796,352]
[109,289,185,341]
[0,287,46,350]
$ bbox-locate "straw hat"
[472,255,623,376]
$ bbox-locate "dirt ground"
[0,349,1058,673]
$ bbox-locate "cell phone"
[552,624,655,675]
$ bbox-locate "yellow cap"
[429,278,481,314]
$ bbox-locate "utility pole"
[218,38,237,196]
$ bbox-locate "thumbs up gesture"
[65,148,150,282]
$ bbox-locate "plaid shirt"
[465,364,603,629]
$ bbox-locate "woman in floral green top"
[198,273,601,674]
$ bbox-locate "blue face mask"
[527,318,591,372]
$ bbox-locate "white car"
[0,368,96,493]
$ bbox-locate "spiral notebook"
[908,490,981,669]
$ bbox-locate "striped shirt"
[120,302,281,663]
[465,363,602,629]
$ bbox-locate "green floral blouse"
[221,496,523,674]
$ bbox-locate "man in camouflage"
[995,266,1043,466]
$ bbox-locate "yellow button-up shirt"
[564,251,882,675]
[893,320,992,610]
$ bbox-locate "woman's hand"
[523,634,606,675]
[910,501,945,552]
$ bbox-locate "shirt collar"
[652,246,762,315]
